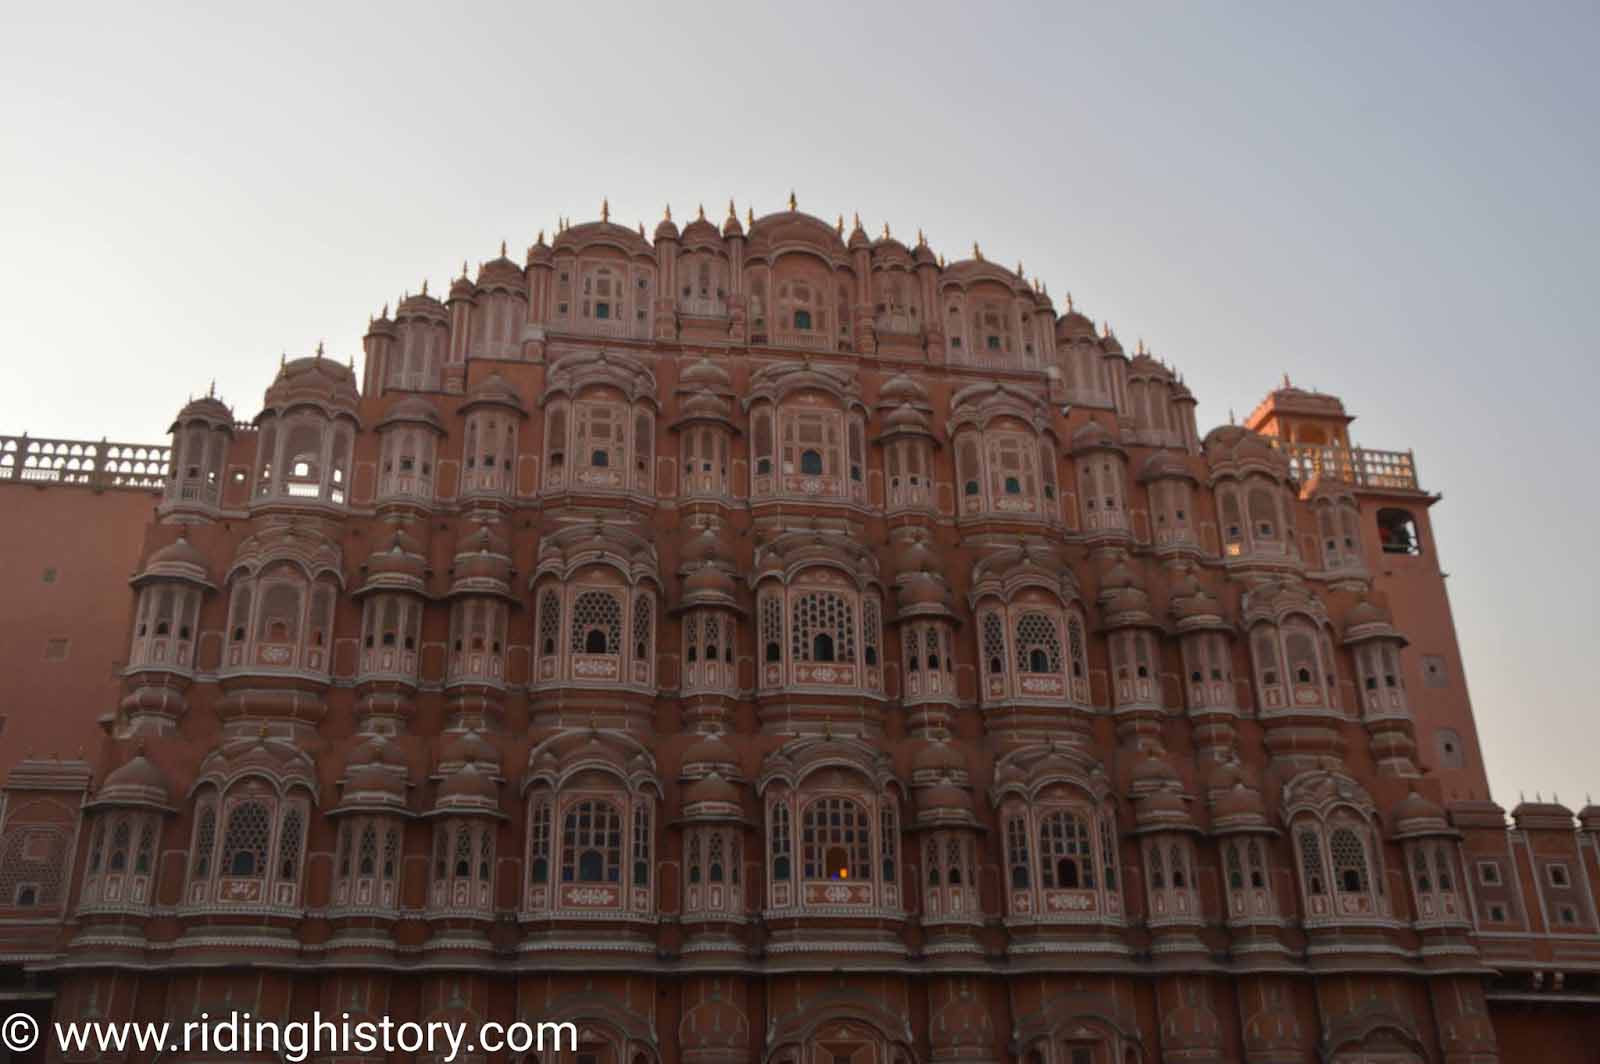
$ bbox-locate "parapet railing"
[0,433,170,490]
[946,347,1048,374]
[1273,440,1420,491]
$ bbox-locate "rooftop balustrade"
[0,433,170,491]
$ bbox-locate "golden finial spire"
[788,189,797,211]
[697,203,705,221]
[727,198,737,221]
[1066,291,1073,312]
[1137,337,1146,355]
[499,239,507,257]
[916,228,926,246]
[461,259,469,277]
[972,242,983,261]
[208,379,215,398]
[536,229,544,245]
[421,279,429,296]
[883,222,891,239]
[746,206,754,227]
[315,340,324,359]
[381,302,389,317]
[601,198,610,222]
[663,203,672,222]
[1017,260,1024,277]
[852,211,861,231]
[938,253,946,268]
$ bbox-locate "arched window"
[1412,846,1432,893]
[1248,487,1279,540]
[790,591,856,665]
[107,819,130,872]
[276,805,303,882]
[1014,613,1063,675]
[135,820,155,875]
[982,612,1007,678]
[631,799,652,886]
[1006,816,1031,888]
[1039,811,1094,889]
[191,804,216,880]
[570,590,622,655]
[357,823,377,876]
[221,801,271,878]
[771,802,792,881]
[537,590,561,657]
[880,802,899,882]
[1219,488,1244,554]
[958,437,981,498]
[761,595,783,665]
[581,264,621,320]
[1285,625,1319,688]
[1378,507,1421,555]
[781,411,842,482]
[1330,826,1370,894]
[561,800,622,884]
[545,404,568,472]
[631,593,653,664]
[801,797,871,881]
[753,408,774,477]
[1299,829,1327,895]
[330,814,401,913]
[528,799,552,884]
[256,579,303,654]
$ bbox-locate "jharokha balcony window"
[182,738,315,915]
[758,739,902,915]
[1000,800,1122,923]
[755,571,885,699]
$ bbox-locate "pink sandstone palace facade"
[0,198,1595,1063]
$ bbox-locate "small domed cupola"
[433,760,500,815]
[91,750,174,812]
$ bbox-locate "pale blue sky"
[3,2,1595,808]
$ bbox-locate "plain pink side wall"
[0,483,154,777]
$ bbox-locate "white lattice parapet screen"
[0,434,171,490]
[1273,440,1420,491]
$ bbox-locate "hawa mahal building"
[0,198,1595,1063]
